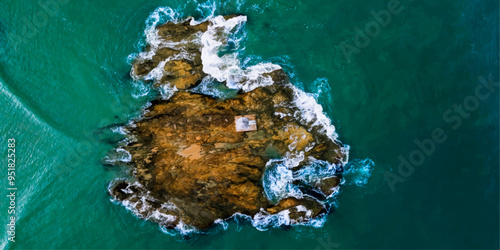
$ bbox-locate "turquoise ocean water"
[0,0,498,249]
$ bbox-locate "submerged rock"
[109,15,347,230]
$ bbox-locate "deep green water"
[0,0,499,249]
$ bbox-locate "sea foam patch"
[343,158,375,187]
[199,15,282,92]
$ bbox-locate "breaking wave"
[103,148,132,165]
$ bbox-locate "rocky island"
[109,15,347,231]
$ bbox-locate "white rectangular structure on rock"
[235,115,257,132]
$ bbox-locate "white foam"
[103,148,132,164]
[343,158,375,186]
[130,80,151,98]
[262,159,304,203]
[131,11,280,94]
[189,76,226,98]
[214,218,229,230]
[109,181,193,233]
[150,211,177,224]
[111,126,128,135]
[262,154,345,204]
[193,1,217,22]
[310,78,331,100]
[200,15,282,92]
[289,85,338,141]
[159,84,177,100]
[144,7,181,44]
[160,221,198,236]
[296,157,340,182]
[274,111,291,119]
[250,202,326,231]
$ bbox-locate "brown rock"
[315,176,341,196]
[109,75,345,229]
[267,197,326,223]
[162,60,203,89]
[157,19,209,42]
